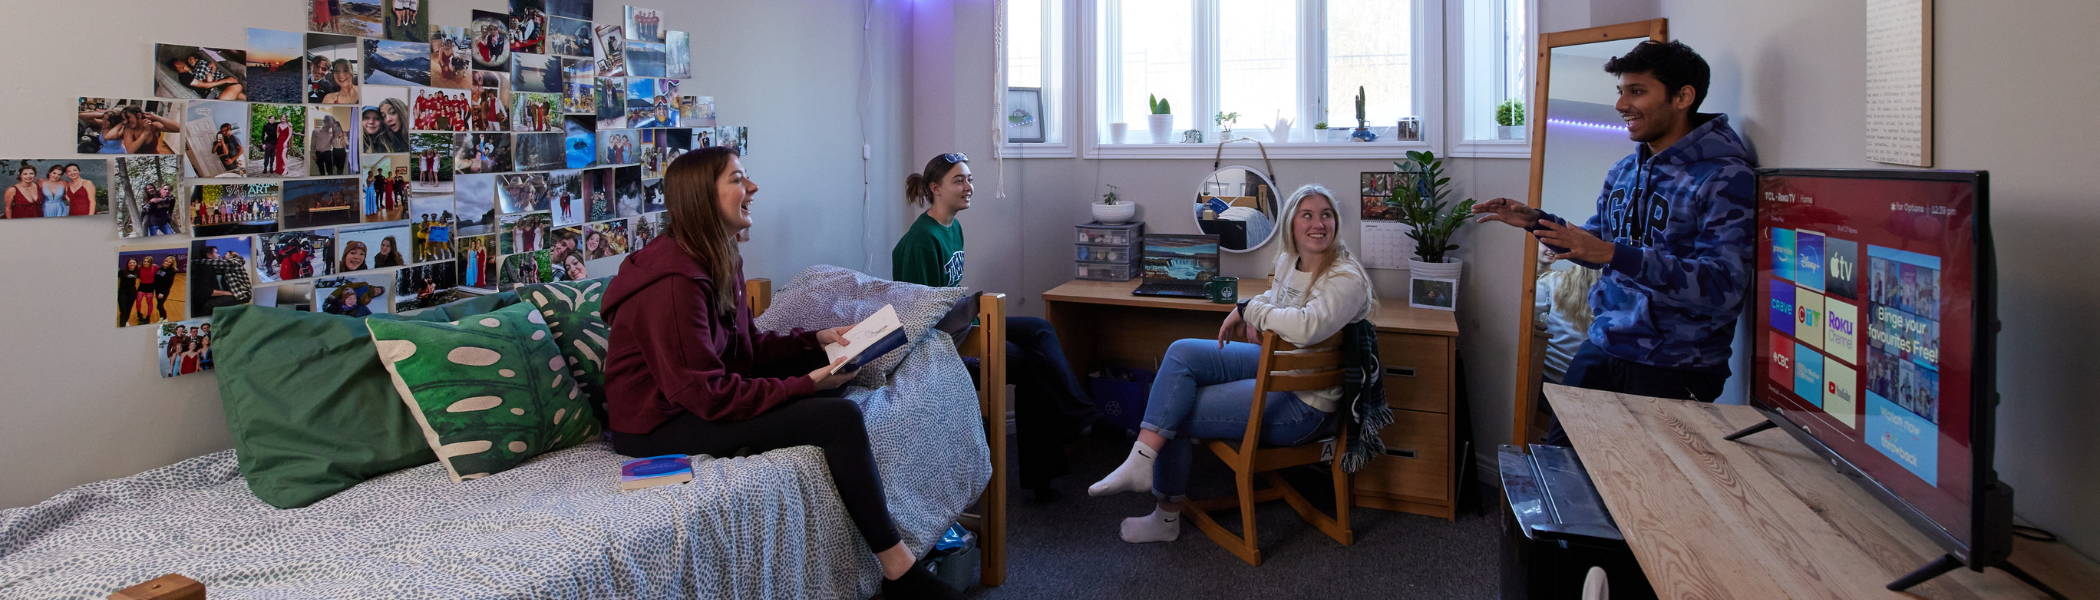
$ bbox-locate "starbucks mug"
[1206,276,1239,304]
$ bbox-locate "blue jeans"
[1142,339,1334,499]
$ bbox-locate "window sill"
[1000,141,1077,158]
[1079,140,1436,160]
[1448,139,1532,159]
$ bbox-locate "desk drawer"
[1377,333,1451,413]
[1352,409,1451,502]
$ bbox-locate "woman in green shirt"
[892,152,1109,501]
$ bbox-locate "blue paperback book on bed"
[620,455,693,491]
[822,304,908,374]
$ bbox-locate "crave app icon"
[1796,290,1825,350]
[1771,280,1797,337]
[1797,230,1827,292]
[1824,237,1859,299]
[1826,298,1860,365]
[1770,331,1795,385]
[1772,228,1797,283]
[1825,360,1858,429]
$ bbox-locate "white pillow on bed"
[751,265,971,387]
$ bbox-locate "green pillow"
[213,291,520,508]
[368,301,602,482]
[515,278,611,420]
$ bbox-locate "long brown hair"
[664,146,743,313]
[903,153,967,206]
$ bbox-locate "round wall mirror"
[1192,166,1279,252]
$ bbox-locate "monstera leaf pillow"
[515,278,611,421]
[368,301,601,482]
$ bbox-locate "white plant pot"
[1109,122,1129,144]
[1409,257,1463,279]
[1316,129,1340,142]
[1498,125,1524,140]
[1091,202,1136,225]
[1147,114,1174,144]
[1407,257,1463,311]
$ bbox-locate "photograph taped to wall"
[189,235,257,318]
[157,317,215,378]
[561,59,597,114]
[564,116,598,170]
[455,132,514,174]
[665,31,690,79]
[510,0,549,55]
[512,53,563,94]
[637,129,663,178]
[629,212,659,249]
[580,167,614,222]
[189,182,280,237]
[410,133,456,194]
[282,177,363,229]
[412,87,470,132]
[183,101,247,178]
[363,39,431,87]
[306,34,363,105]
[454,174,499,236]
[253,281,315,311]
[470,10,516,72]
[512,93,564,133]
[623,40,666,78]
[316,273,392,316]
[247,28,307,104]
[594,77,628,128]
[597,129,638,166]
[612,165,641,219]
[362,154,411,222]
[547,169,585,226]
[585,218,627,259]
[313,0,383,37]
[624,6,663,42]
[499,173,550,213]
[257,228,336,282]
[155,45,248,101]
[385,0,430,43]
[118,243,189,328]
[246,104,308,177]
[113,156,185,239]
[499,249,551,290]
[409,195,456,264]
[547,0,592,20]
[394,261,459,311]
[79,98,181,156]
[593,24,627,77]
[456,233,498,289]
[429,26,474,89]
[362,87,412,154]
[500,211,550,254]
[470,74,514,132]
[548,16,594,58]
[338,222,412,272]
[3,159,108,219]
[640,177,664,213]
[549,225,585,280]
[308,106,361,177]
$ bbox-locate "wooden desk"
[1546,384,2100,599]
[1043,278,1465,519]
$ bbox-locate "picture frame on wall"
[1004,87,1044,144]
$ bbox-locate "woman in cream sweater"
[1088,183,1377,543]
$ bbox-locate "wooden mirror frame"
[1510,19,1669,447]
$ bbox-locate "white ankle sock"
[1088,441,1157,497]
[1119,507,1181,543]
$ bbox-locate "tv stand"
[1890,554,2067,600]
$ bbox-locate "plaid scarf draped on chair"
[1338,320,1391,473]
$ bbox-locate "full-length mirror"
[1193,166,1279,252]
[1512,20,1668,445]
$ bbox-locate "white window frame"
[1079,0,1446,160]
[1446,0,1536,158]
[1002,0,1079,157]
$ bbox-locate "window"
[1459,0,1529,143]
[1005,0,1065,144]
[1096,0,1426,146]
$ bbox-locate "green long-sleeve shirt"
[891,213,965,287]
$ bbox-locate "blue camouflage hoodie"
[1534,113,1757,371]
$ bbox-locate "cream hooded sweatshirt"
[1240,245,1376,413]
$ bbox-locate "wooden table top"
[1042,278,1459,337]
[1545,384,2099,600]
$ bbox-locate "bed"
[0,266,1008,599]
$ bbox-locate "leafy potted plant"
[1495,98,1525,140]
[1385,150,1475,307]
[1214,111,1240,138]
[1350,87,1378,142]
[1147,95,1175,144]
[1092,184,1135,224]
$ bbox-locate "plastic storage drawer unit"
[1075,244,1134,263]
[1076,222,1144,245]
[1075,261,1137,281]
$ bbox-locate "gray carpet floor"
[962,434,1502,599]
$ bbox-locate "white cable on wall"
[859,0,876,273]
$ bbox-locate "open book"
[822,304,910,375]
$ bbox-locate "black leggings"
[610,396,902,553]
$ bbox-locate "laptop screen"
[1142,234,1220,282]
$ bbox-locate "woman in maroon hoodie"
[602,147,960,599]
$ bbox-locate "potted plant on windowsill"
[1496,98,1525,140]
[1351,86,1378,142]
[1314,121,1333,142]
[1214,111,1240,139]
[1092,184,1134,224]
[1385,150,1475,309]
[1147,95,1174,144]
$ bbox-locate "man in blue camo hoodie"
[1476,41,1754,406]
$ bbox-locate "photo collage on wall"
[16,0,722,379]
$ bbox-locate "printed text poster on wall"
[1865,0,1933,166]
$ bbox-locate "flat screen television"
[1745,169,2049,594]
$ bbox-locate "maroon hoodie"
[601,238,826,434]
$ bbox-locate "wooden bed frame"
[746,279,1008,587]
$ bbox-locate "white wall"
[1660,0,2100,558]
[0,0,914,510]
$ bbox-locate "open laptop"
[1131,234,1221,298]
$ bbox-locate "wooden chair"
[1183,330,1352,567]
[745,279,1008,586]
